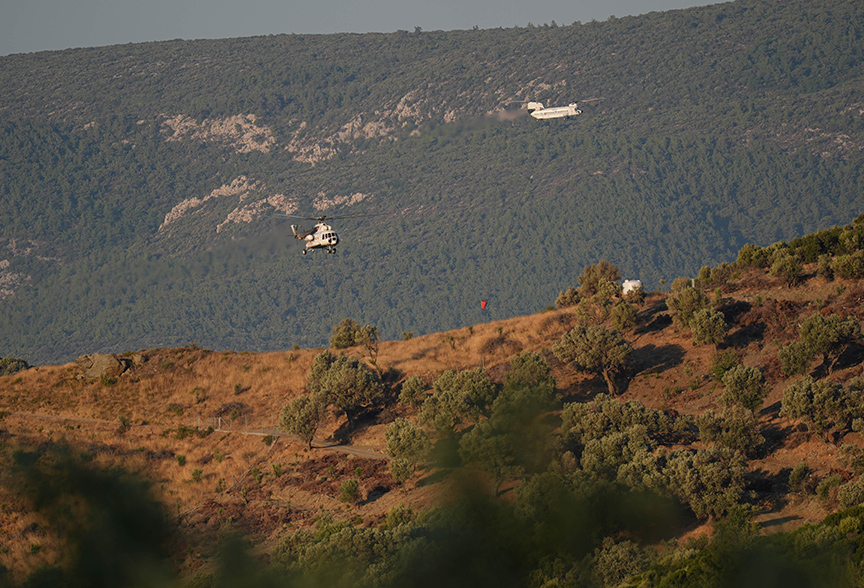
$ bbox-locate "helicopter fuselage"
[292,222,339,254]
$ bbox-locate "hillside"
[2,0,864,363]
[4,226,864,585]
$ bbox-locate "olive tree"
[398,375,428,406]
[690,308,727,347]
[577,260,621,298]
[666,287,711,330]
[307,352,383,428]
[419,368,497,433]
[799,313,859,373]
[385,418,431,483]
[720,365,768,412]
[552,325,633,394]
[664,447,746,520]
[780,313,860,376]
[780,376,864,441]
[279,395,324,451]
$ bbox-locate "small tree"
[577,260,621,298]
[306,352,383,429]
[690,308,726,347]
[279,395,323,451]
[398,375,428,406]
[611,302,637,331]
[556,286,580,309]
[720,365,768,412]
[664,446,746,520]
[799,313,860,374]
[355,324,381,373]
[770,252,804,286]
[385,418,431,482]
[419,368,497,432]
[329,318,362,349]
[552,325,633,394]
[666,287,711,330]
[696,406,764,457]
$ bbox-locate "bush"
[690,308,726,346]
[818,254,835,280]
[385,418,431,466]
[779,340,814,376]
[577,260,621,298]
[419,368,497,432]
[770,252,804,286]
[388,458,414,484]
[339,478,360,503]
[710,349,740,382]
[696,407,764,457]
[720,365,768,412]
[816,474,842,504]
[839,478,864,509]
[555,286,580,308]
[788,462,811,494]
[736,243,772,268]
[611,302,637,331]
[780,376,864,440]
[666,287,711,329]
[832,250,864,279]
[330,318,362,349]
[399,375,428,406]
[0,357,29,375]
[665,446,747,519]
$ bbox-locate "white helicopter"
[290,217,340,254]
[526,98,601,120]
[527,101,581,119]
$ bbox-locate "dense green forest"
[1,0,864,363]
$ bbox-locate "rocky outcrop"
[75,353,130,380]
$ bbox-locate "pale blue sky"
[1,0,722,56]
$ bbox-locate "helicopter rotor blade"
[271,211,392,222]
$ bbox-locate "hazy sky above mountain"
[1,0,722,56]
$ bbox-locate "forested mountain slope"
[1,0,864,363]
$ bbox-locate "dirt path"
[8,411,388,460]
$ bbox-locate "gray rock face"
[75,353,128,380]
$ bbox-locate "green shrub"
[817,474,843,504]
[611,302,637,331]
[832,250,864,279]
[710,349,739,382]
[720,365,768,412]
[770,252,804,286]
[839,478,864,509]
[399,375,428,406]
[696,407,764,456]
[690,308,726,346]
[0,357,30,375]
[666,287,711,329]
[788,462,811,494]
[339,478,360,503]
